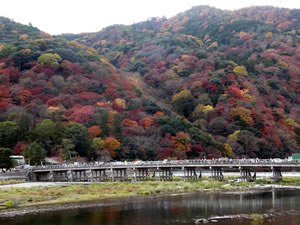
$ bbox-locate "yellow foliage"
[265,32,273,39]
[172,132,191,152]
[86,48,97,55]
[198,104,213,114]
[192,104,213,119]
[278,61,288,67]
[47,106,60,112]
[119,39,126,45]
[96,102,112,107]
[172,90,191,103]
[67,40,87,49]
[129,77,140,88]
[100,40,108,45]
[224,143,233,158]
[184,35,203,46]
[233,66,248,76]
[20,49,32,54]
[181,55,191,61]
[228,130,240,141]
[285,118,298,128]
[100,55,109,63]
[231,107,254,125]
[115,98,126,109]
[241,89,256,102]
[208,42,218,50]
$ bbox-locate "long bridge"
[28,159,300,182]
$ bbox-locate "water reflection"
[2,188,300,225]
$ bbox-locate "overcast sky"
[1,0,299,35]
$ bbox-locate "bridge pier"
[112,168,128,182]
[92,169,108,182]
[136,168,149,181]
[67,170,73,182]
[158,167,172,181]
[183,167,198,180]
[239,167,256,182]
[272,167,282,181]
[73,170,88,182]
[210,167,224,180]
[53,171,69,182]
[32,171,50,181]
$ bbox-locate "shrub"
[4,200,14,208]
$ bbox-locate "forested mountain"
[0,6,299,165]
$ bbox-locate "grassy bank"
[0,177,299,209]
[0,180,24,186]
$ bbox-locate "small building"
[10,155,25,165]
[292,154,300,161]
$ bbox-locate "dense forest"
[0,6,299,165]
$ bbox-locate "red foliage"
[29,87,43,95]
[70,105,95,124]
[228,86,243,99]
[78,92,100,104]
[42,94,55,104]
[13,142,27,155]
[61,60,82,75]
[157,148,171,159]
[0,68,19,82]
[46,97,59,106]
[0,101,12,109]
[192,144,203,153]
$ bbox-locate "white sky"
[0,0,299,35]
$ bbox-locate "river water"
[1,188,300,225]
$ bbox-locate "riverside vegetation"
[1,177,300,210]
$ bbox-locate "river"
[1,188,300,225]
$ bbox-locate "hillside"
[0,6,299,165]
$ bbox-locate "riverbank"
[0,177,300,218]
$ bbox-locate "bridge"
[28,159,300,182]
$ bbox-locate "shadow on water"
[1,188,300,225]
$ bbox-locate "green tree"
[16,113,31,141]
[31,119,62,153]
[24,142,46,166]
[99,110,110,137]
[91,137,104,158]
[63,122,90,157]
[60,138,77,161]
[116,137,141,160]
[112,113,123,140]
[0,148,13,171]
[171,90,195,117]
[37,53,62,67]
[0,121,20,148]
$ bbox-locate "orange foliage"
[88,126,102,139]
[172,132,191,152]
[17,90,32,106]
[19,34,28,40]
[45,82,53,86]
[122,119,138,127]
[142,117,153,129]
[239,32,251,40]
[154,112,165,117]
[104,137,120,157]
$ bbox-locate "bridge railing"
[30,159,300,171]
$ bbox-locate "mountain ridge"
[0,5,299,165]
